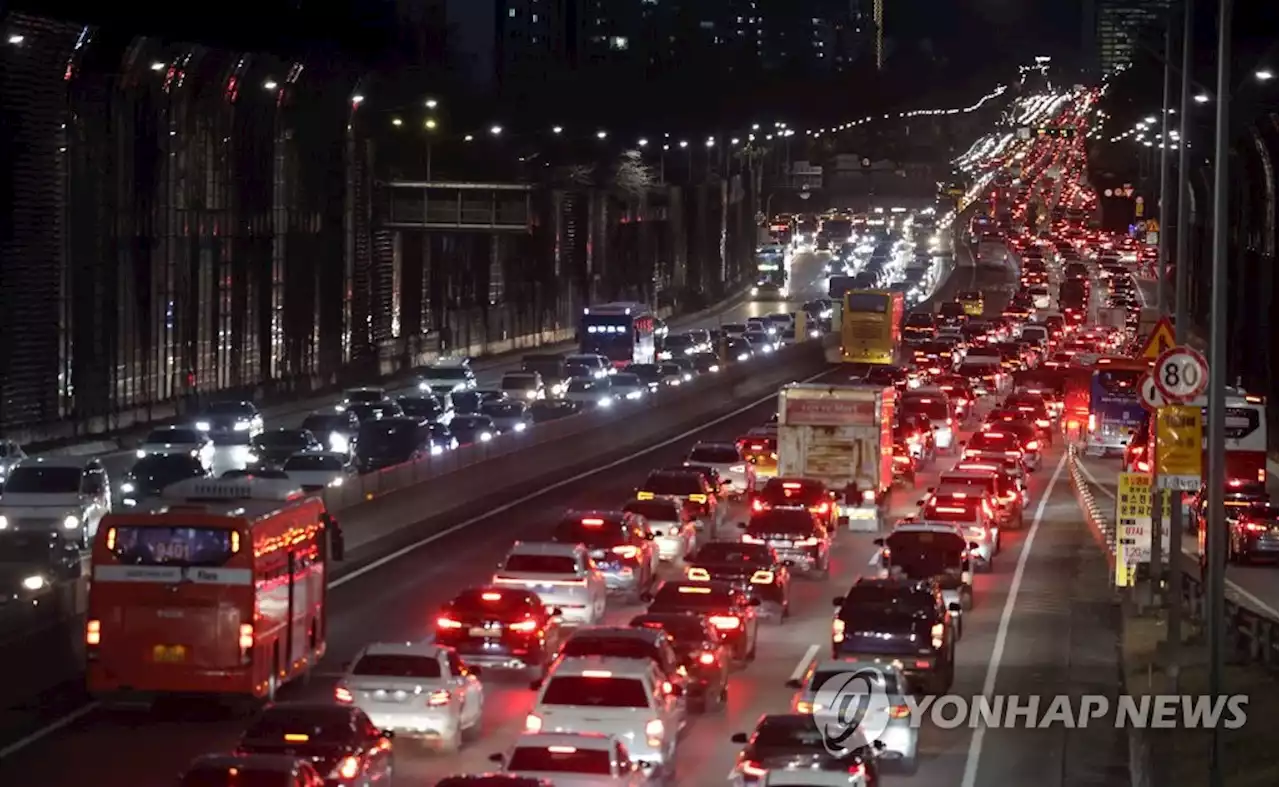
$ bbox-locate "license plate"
[469,627,500,638]
[770,540,792,548]
[152,645,186,663]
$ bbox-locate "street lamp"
[552,126,563,135]
[1256,70,1274,81]
[263,80,278,91]
[637,138,648,147]
[489,125,502,136]
[1194,93,1211,104]
[705,138,715,148]
[464,134,474,142]
[425,99,439,110]
[392,117,403,127]
[424,118,437,130]
[678,140,689,149]
[596,130,608,139]
[1144,115,1157,124]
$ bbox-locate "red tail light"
[709,615,742,630]
[334,685,353,704]
[811,502,830,514]
[697,651,716,665]
[437,617,463,629]
[508,619,539,633]
[751,499,765,512]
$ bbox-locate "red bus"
[87,477,345,702]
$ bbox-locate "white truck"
[776,383,896,532]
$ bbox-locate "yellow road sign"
[1155,404,1203,490]
[1137,317,1176,360]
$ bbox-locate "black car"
[236,703,393,785]
[0,531,82,607]
[551,626,686,694]
[730,714,881,784]
[434,586,565,677]
[396,394,449,423]
[301,410,360,454]
[119,454,210,505]
[629,613,731,711]
[353,418,433,472]
[434,777,552,787]
[344,400,403,422]
[529,400,582,423]
[831,578,957,693]
[249,429,324,469]
[684,541,791,619]
[642,580,760,662]
[192,400,262,445]
[450,415,499,445]
[737,508,831,577]
[179,753,325,787]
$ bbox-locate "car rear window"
[541,676,651,708]
[554,518,625,548]
[507,746,612,775]
[759,480,826,506]
[745,509,816,535]
[350,654,442,679]
[504,554,578,574]
[623,500,681,521]
[903,398,950,420]
[687,446,740,464]
[642,473,702,496]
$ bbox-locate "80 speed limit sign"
[1153,345,1209,402]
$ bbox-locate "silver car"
[786,660,919,774]
[684,442,755,497]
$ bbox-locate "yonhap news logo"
[811,671,1250,748]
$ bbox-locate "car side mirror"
[948,602,962,613]
[785,678,802,689]
[832,596,845,607]
[969,541,981,550]
[730,732,749,744]
[488,753,504,764]
[872,537,885,547]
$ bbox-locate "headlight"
[329,434,350,453]
[328,477,344,487]
[0,516,8,530]
[233,421,251,431]
[123,498,137,507]
[22,575,46,592]
[63,514,80,530]
[418,381,431,392]
[526,390,538,399]
[737,353,749,361]
[751,287,759,295]
[626,390,643,400]
[682,374,692,382]
[245,452,259,463]
[479,432,493,442]
[195,421,211,431]
[809,330,820,338]
[708,364,720,373]
[135,449,147,458]
[514,422,527,432]
[120,482,135,493]
[430,444,445,455]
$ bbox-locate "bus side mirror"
[873,538,885,547]
[331,528,345,562]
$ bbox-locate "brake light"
[336,756,361,780]
[687,567,711,581]
[1088,414,1096,431]
[525,713,543,732]
[1036,419,1050,427]
[742,534,764,544]
[934,506,968,513]
[334,685,353,704]
[437,617,463,629]
[709,615,742,630]
[697,651,717,665]
[645,718,665,746]
[238,623,255,652]
[1243,521,1269,532]
[751,570,775,584]
[678,586,712,594]
[509,618,539,633]
[86,619,101,646]
[742,761,767,778]
[782,482,802,489]
[1025,441,1039,451]
[612,545,639,560]
[832,618,846,642]
[751,499,766,512]
[931,622,945,648]
[581,518,605,526]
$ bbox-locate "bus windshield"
[845,293,889,313]
[1095,369,1143,395]
[110,526,237,567]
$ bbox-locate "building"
[1090,0,1171,75]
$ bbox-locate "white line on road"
[0,367,833,761]
[1075,458,1117,501]
[959,449,1069,787]
[789,644,820,683]
[866,548,883,567]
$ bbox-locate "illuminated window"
[610,36,628,50]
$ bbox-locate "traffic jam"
[1,88,1270,787]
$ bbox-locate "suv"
[551,627,687,703]
[550,511,659,600]
[525,656,685,773]
[830,578,958,693]
[937,469,1024,529]
[737,508,832,576]
[0,456,111,546]
[918,487,1000,567]
[636,470,723,530]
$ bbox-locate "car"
[737,508,831,577]
[729,714,880,786]
[565,353,613,378]
[492,542,607,625]
[179,753,325,787]
[282,452,354,492]
[609,373,650,401]
[342,386,388,406]
[418,361,477,395]
[628,613,731,711]
[435,586,567,677]
[450,414,499,445]
[491,732,652,785]
[876,521,976,615]
[965,425,1035,472]
[636,469,724,531]
[234,703,394,785]
[500,371,547,401]
[785,660,919,773]
[980,419,1044,471]
[561,377,618,408]
[899,390,957,452]
[192,401,264,445]
[396,394,451,424]
[343,399,403,422]
[117,453,210,507]
[0,456,111,545]
[684,540,791,620]
[135,426,214,468]
[524,657,684,774]
[301,410,362,454]
[643,580,761,662]
[334,641,484,752]
[550,511,660,600]
[830,578,958,693]
[620,498,698,563]
[749,478,839,531]
[685,442,756,497]
[247,429,324,469]
[938,467,1022,529]
[482,400,534,434]
[550,626,688,707]
[0,530,86,605]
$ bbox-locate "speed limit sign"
[1153,345,1209,402]
[1138,371,1167,410]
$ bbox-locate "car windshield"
[924,497,981,521]
[350,653,442,679]
[649,584,735,611]
[129,456,206,485]
[0,532,64,563]
[243,708,354,744]
[541,676,650,708]
[110,526,236,567]
[254,432,311,448]
[302,415,346,433]
[501,375,537,389]
[810,668,902,696]
[642,473,702,496]
[969,431,1020,451]
[694,543,770,564]
[612,373,641,387]
[566,380,596,393]
[357,422,418,449]
[554,518,625,548]
[202,402,255,416]
[451,392,483,411]
[451,416,492,431]
[426,367,470,380]
[886,532,966,576]
[397,398,441,417]
[4,467,82,494]
[482,403,525,418]
[687,446,740,464]
[507,746,612,775]
[181,767,299,787]
[504,554,577,574]
[345,389,384,402]
[147,428,202,444]
[561,636,657,662]
[283,455,344,472]
[631,615,709,643]
[903,398,950,420]
[448,588,539,616]
[623,500,681,521]
[745,510,816,535]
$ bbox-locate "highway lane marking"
[958,448,1068,787]
[789,644,820,684]
[1074,459,1117,501]
[0,703,97,762]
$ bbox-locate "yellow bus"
[840,290,904,365]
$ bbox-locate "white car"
[562,378,618,410]
[623,499,697,562]
[0,456,111,544]
[492,732,655,785]
[335,641,484,752]
[135,426,214,468]
[525,656,684,774]
[192,400,263,444]
[609,373,649,401]
[419,361,477,396]
[500,371,547,401]
[684,442,755,497]
[493,541,607,625]
[785,660,919,773]
[0,439,28,484]
[282,451,354,491]
[565,353,613,378]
